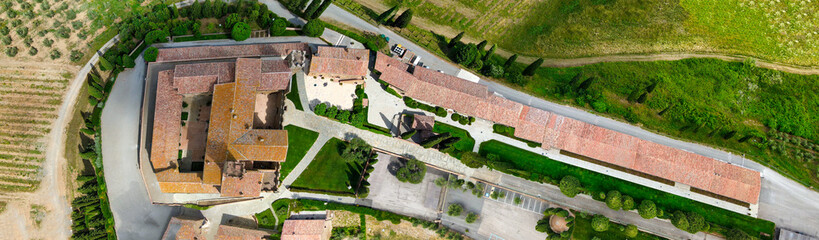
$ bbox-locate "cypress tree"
[449,32,464,48]
[303,0,322,19]
[637,92,648,103]
[482,44,495,61]
[578,77,596,90]
[392,9,413,28]
[296,0,310,12]
[311,0,333,19]
[504,54,517,68]
[523,58,543,76]
[476,40,487,51]
[376,6,398,24]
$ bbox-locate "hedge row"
[404,96,446,117]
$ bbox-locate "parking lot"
[367,153,446,220]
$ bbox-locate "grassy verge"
[571,212,663,240]
[280,125,319,181]
[431,121,475,159]
[285,75,303,111]
[291,138,362,195]
[80,28,119,65]
[478,140,775,239]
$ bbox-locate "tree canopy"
[591,214,610,232]
[447,203,463,216]
[144,47,159,62]
[605,190,622,210]
[638,200,657,219]
[395,158,427,184]
[558,176,581,197]
[341,138,372,164]
[303,20,325,37]
[392,9,413,28]
[270,18,288,36]
[231,22,251,41]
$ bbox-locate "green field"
[571,213,663,240]
[280,125,319,181]
[354,0,819,65]
[291,138,362,195]
[431,121,475,159]
[478,140,775,239]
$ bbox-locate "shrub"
[27,47,37,56]
[70,50,84,62]
[5,46,18,57]
[144,29,169,45]
[303,0,322,19]
[420,132,451,148]
[514,197,522,205]
[459,152,486,168]
[621,195,635,210]
[448,31,464,48]
[605,190,622,210]
[225,13,241,29]
[671,211,690,232]
[16,26,27,38]
[638,200,657,219]
[400,130,417,139]
[270,18,288,36]
[50,49,61,59]
[302,20,324,37]
[506,69,525,86]
[686,212,707,233]
[446,203,463,216]
[726,228,753,240]
[452,43,478,66]
[624,224,639,237]
[465,212,477,223]
[395,158,427,184]
[122,55,135,68]
[231,22,251,41]
[340,138,371,164]
[591,214,609,232]
[144,47,159,62]
[558,176,581,197]
[535,221,549,232]
[481,64,504,78]
[2,36,12,45]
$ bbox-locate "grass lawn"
[571,213,662,240]
[280,125,319,181]
[432,121,475,159]
[285,75,303,110]
[291,138,362,195]
[357,0,817,65]
[478,140,775,239]
[255,209,276,229]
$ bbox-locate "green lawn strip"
[290,138,363,195]
[173,34,231,42]
[280,125,320,181]
[571,212,664,240]
[431,121,475,159]
[255,209,276,229]
[478,140,775,238]
[285,75,304,110]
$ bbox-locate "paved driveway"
[102,51,179,240]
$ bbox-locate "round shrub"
[270,18,288,36]
[621,195,636,210]
[671,211,690,232]
[447,203,463,216]
[605,190,622,210]
[638,200,657,219]
[231,22,251,41]
[624,224,638,237]
[144,47,159,62]
[591,214,609,232]
[302,20,324,37]
[559,176,581,198]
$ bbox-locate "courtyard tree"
[558,176,581,197]
[302,20,324,37]
[341,138,372,164]
[231,22,251,41]
[447,203,463,216]
[624,224,639,238]
[638,200,657,219]
[465,212,478,223]
[392,9,413,28]
[270,18,288,36]
[591,214,609,232]
[605,190,622,210]
[395,158,427,184]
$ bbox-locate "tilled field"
[0,61,72,195]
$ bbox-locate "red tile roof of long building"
[309,46,369,77]
[541,115,761,204]
[156,43,310,62]
[376,54,761,204]
[374,52,408,73]
[150,70,183,170]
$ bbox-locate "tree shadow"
[387,157,404,176]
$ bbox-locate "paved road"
[260,2,819,235]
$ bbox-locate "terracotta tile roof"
[157,43,311,62]
[411,114,435,130]
[378,65,416,92]
[513,106,552,144]
[173,62,236,94]
[374,52,408,73]
[412,67,490,98]
[203,83,236,185]
[216,225,272,240]
[259,72,291,92]
[543,115,761,204]
[151,70,183,170]
[309,56,368,78]
[315,46,369,60]
[220,162,263,197]
[162,216,205,240]
[281,219,332,240]
[262,59,292,73]
[228,130,288,162]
